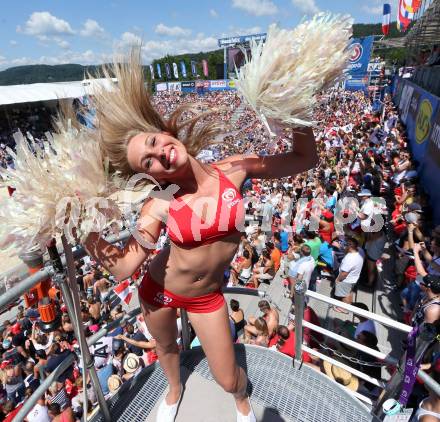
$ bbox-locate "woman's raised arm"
[218,127,318,180]
[84,198,164,281]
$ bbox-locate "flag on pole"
[165,63,171,79]
[202,59,209,77]
[114,280,132,305]
[398,0,414,31]
[382,4,391,36]
[156,63,162,79]
[191,60,197,76]
[180,61,187,78]
[149,64,155,80]
[172,62,179,79]
[403,0,421,13]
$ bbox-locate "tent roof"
[0,78,116,106]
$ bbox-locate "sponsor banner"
[218,33,267,47]
[156,82,168,92]
[191,60,197,76]
[165,63,171,79]
[180,61,187,78]
[345,74,369,92]
[156,63,162,79]
[409,90,421,119]
[209,80,227,90]
[393,77,440,223]
[168,82,181,92]
[367,61,385,73]
[202,59,209,77]
[181,81,195,93]
[346,36,374,75]
[172,62,179,79]
[149,64,155,80]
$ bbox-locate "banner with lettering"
[165,63,171,79]
[393,77,440,223]
[345,36,374,91]
[156,63,162,79]
[180,61,187,78]
[191,60,197,76]
[172,62,179,79]
[202,59,209,77]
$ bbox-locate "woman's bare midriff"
[148,232,241,297]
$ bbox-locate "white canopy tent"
[0,78,116,106]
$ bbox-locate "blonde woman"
[84,50,317,422]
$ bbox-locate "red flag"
[114,279,132,305]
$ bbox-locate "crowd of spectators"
[0,87,439,420]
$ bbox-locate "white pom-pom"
[0,126,120,253]
[234,13,353,128]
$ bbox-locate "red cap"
[0,360,12,369]
[322,211,334,220]
[11,323,21,335]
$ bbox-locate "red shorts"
[138,272,225,313]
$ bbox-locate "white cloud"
[154,23,191,37]
[291,0,320,15]
[0,56,6,65]
[9,40,18,46]
[55,38,70,49]
[113,32,142,51]
[226,25,262,36]
[141,34,218,63]
[80,19,106,38]
[210,9,219,17]
[17,11,74,37]
[361,5,383,15]
[232,0,278,16]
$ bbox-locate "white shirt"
[360,198,375,230]
[26,403,50,422]
[296,256,316,289]
[339,251,364,284]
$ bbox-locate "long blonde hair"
[90,48,223,178]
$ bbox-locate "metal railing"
[3,233,439,421]
[293,281,440,416]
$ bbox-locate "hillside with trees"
[0,22,407,86]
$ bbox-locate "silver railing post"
[180,308,191,350]
[58,236,112,422]
[293,279,307,365]
[373,322,437,419]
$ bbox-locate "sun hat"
[107,375,123,393]
[357,188,372,197]
[123,353,140,373]
[323,361,359,391]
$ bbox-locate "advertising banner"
[209,80,227,90]
[393,77,440,223]
[202,59,209,77]
[156,82,168,92]
[191,60,197,76]
[156,63,162,79]
[181,81,195,93]
[345,36,374,91]
[165,63,171,79]
[149,64,155,80]
[172,62,179,79]
[168,82,181,92]
[180,61,187,78]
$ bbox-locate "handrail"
[301,320,398,364]
[306,290,412,333]
[302,345,386,388]
[13,353,76,422]
[0,230,130,312]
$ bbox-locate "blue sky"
[0,0,397,70]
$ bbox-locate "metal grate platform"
[91,345,377,422]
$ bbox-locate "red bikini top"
[167,166,244,247]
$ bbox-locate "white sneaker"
[236,398,256,422]
[155,385,183,422]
